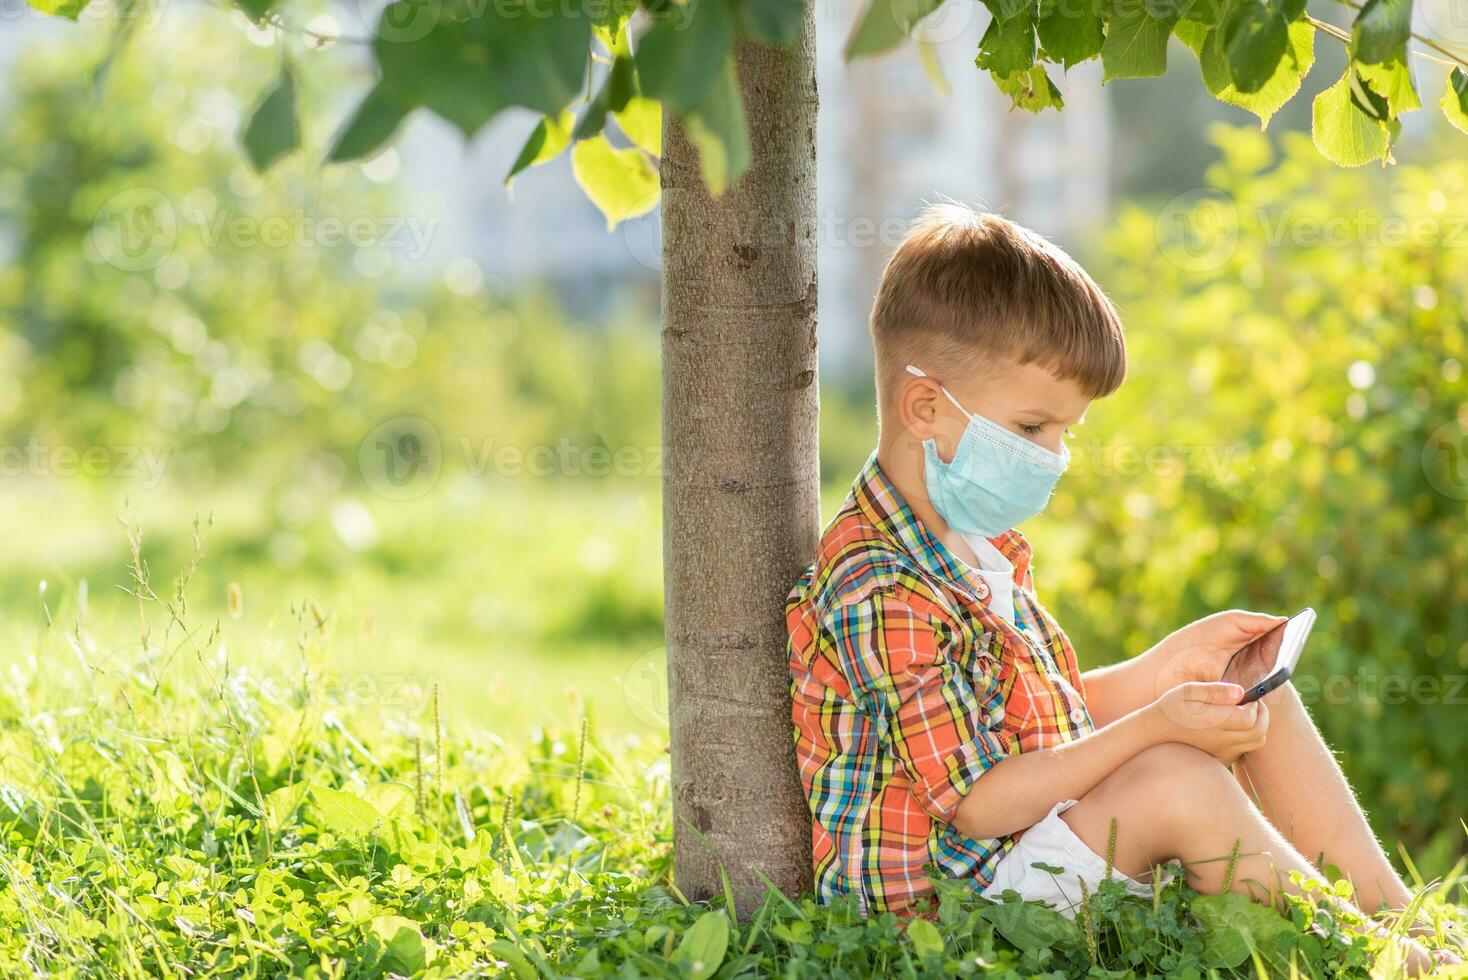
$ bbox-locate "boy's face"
[901,356,1092,459]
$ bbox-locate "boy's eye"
[1019,423,1045,436]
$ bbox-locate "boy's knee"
[1116,744,1237,821]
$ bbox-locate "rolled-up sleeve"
[824,589,1010,821]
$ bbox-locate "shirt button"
[1069,707,1087,726]
[974,581,989,600]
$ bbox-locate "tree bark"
[660,10,819,914]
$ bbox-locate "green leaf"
[1277,0,1306,21]
[1349,66,1393,120]
[738,0,806,44]
[1191,893,1293,969]
[311,785,387,836]
[591,0,638,29]
[845,0,945,58]
[671,911,730,980]
[371,916,435,973]
[986,0,1034,21]
[1441,67,1468,134]
[363,782,416,820]
[683,56,751,194]
[1312,71,1391,166]
[240,65,299,173]
[979,898,1084,951]
[233,0,277,22]
[1037,0,1102,68]
[1350,0,1410,64]
[636,0,734,113]
[575,24,636,140]
[613,97,662,157]
[905,917,944,958]
[1188,20,1314,127]
[994,63,1065,111]
[371,0,590,137]
[327,83,413,163]
[571,135,660,230]
[488,941,537,980]
[977,11,1037,77]
[25,0,90,15]
[1221,0,1288,93]
[1356,57,1421,115]
[1101,3,1175,80]
[264,782,310,831]
[371,15,500,135]
[474,7,591,118]
[506,111,575,185]
[1180,0,1227,26]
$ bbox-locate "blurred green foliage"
[0,18,659,481]
[1029,125,1468,867]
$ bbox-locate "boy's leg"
[1058,742,1434,973]
[1230,684,1413,916]
[1060,742,1330,903]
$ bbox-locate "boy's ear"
[897,376,947,441]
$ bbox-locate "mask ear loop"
[904,364,974,421]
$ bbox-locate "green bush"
[1033,125,1468,869]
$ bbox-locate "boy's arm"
[823,594,1271,842]
[1079,657,1156,729]
[950,683,1267,841]
[1080,610,1287,728]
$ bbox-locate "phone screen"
[1220,609,1315,697]
[1221,621,1287,691]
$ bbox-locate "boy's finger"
[1220,702,1260,730]
[1225,610,1288,636]
[1182,681,1246,704]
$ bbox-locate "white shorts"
[980,800,1170,917]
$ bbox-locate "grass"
[0,476,665,736]
[0,501,1464,977]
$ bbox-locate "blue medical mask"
[906,364,1069,538]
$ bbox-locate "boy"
[786,205,1445,970]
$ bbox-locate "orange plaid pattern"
[787,454,1093,914]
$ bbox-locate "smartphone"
[1220,608,1316,704]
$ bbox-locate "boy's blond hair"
[870,204,1126,418]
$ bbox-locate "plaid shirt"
[786,453,1094,915]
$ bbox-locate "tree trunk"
[659,9,819,914]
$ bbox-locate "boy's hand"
[1147,681,1270,765]
[1148,610,1287,697]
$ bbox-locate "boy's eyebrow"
[1018,408,1086,425]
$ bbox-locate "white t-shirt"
[958,532,1016,627]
